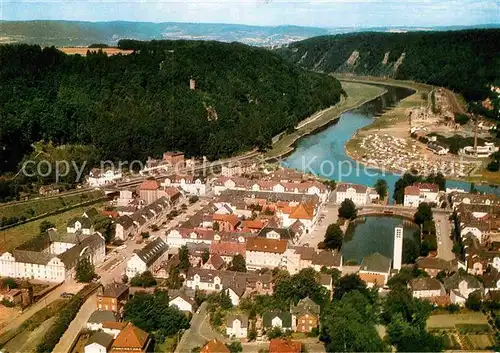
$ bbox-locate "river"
[282,84,499,199]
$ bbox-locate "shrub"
[454,113,470,125]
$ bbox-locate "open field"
[0,190,104,220]
[265,81,387,159]
[461,334,496,350]
[427,312,489,329]
[57,47,134,56]
[0,200,106,252]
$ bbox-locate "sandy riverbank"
[265,81,387,161]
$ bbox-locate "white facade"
[169,296,194,313]
[88,170,122,187]
[85,342,108,353]
[161,177,210,196]
[225,287,241,306]
[335,186,370,206]
[403,194,421,208]
[393,226,403,271]
[226,318,248,338]
[461,227,484,243]
[165,229,219,248]
[0,253,66,282]
[412,288,444,299]
[246,250,284,270]
[186,272,223,291]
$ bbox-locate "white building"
[226,315,248,339]
[161,174,210,196]
[444,273,483,305]
[335,183,371,206]
[409,277,445,298]
[169,293,195,313]
[0,230,105,282]
[86,310,118,331]
[245,238,288,271]
[460,142,499,158]
[126,238,169,278]
[84,332,113,353]
[403,183,439,207]
[358,253,392,288]
[88,168,122,187]
[165,228,220,248]
[114,215,135,241]
[393,225,403,271]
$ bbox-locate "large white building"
[0,229,105,282]
[161,174,210,196]
[335,183,372,206]
[403,183,439,207]
[245,237,288,270]
[126,238,169,278]
[87,168,122,187]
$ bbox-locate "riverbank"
[265,81,387,160]
[342,76,499,185]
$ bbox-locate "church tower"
[393,225,403,270]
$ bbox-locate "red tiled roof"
[289,202,315,220]
[111,322,149,350]
[201,339,230,353]
[165,187,181,197]
[139,179,159,191]
[404,185,421,196]
[241,220,266,230]
[213,214,240,226]
[269,339,301,353]
[246,237,287,254]
[414,183,439,193]
[210,242,246,257]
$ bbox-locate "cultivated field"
[0,190,104,220]
[427,312,489,329]
[57,47,134,56]
[0,200,106,252]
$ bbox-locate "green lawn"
[0,190,104,220]
[0,200,106,252]
[265,81,387,159]
[427,312,489,330]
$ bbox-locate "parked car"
[60,292,74,298]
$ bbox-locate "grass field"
[0,190,104,220]
[0,200,106,252]
[265,81,387,159]
[427,312,489,329]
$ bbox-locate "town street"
[52,294,97,353]
[433,211,454,261]
[175,302,225,353]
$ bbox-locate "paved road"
[298,204,338,248]
[433,212,455,261]
[52,294,97,353]
[1,281,84,335]
[175,302,225,353]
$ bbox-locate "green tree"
[226,341,243,353]
[374,179,388,200]
[1,277,18,289]
[124,291,189,341]
[321,291,388,353]
[130,271,157,288]
[179,245,190,271]
[202,250,210,265]
[39,220,56,234]
[333,274,368,300]
[414,202,433,226]
[75,258,96,283]
[228,254,247,272]
[338,199,357,220]
[393,171,421,204]
[323,223,343,251]
[465,291,482,311]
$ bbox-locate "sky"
[1,0,499,28]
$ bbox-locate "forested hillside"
[0,40,344,174]
[277,29,500,100]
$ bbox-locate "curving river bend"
[282,83,499,199]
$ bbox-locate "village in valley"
[1,148,500,353]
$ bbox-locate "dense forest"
[277,29,500,101]
[0,40,344,176]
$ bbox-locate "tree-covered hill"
[277,29,500,100]
[0,40,344,173]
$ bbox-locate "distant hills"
[0,20,498,47]
[276,29,500,100]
